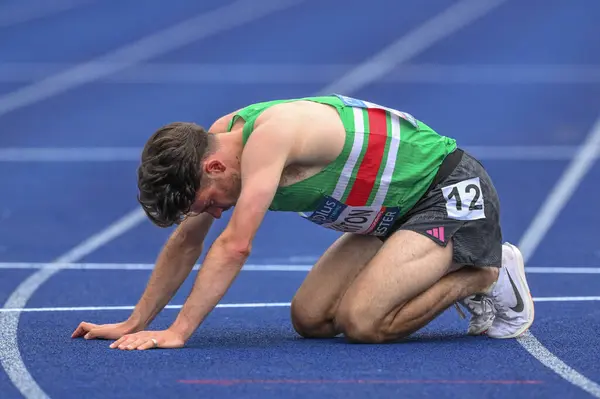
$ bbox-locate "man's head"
[137,122,242,227]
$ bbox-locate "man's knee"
[290,297,337,339]
[335,302,410,344]
[336,311,383,343]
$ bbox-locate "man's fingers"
[84,329,99,340]
[71,322,94,338]
[137,339,157,351]
[124,338,147,350]
[116,335,139,350]
[84,326,113,340]
[110,335,129,349]
[71,326,84,338]
[109,332,170,350]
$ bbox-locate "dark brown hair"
[137,122,215,227]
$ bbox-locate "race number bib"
[334,94,419,128]
[441,177,485,221]
[300,196,401,236]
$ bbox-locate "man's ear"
[204,159,227,174]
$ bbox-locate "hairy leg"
[335,230,499,343]
[291,233,382,338]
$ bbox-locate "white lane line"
[0,263,312,271]
[0,0,96,28]
[2,262,600,274]
[532,297,600,302]
[0,145,589,162]
[0,302,292,313]
[0,0,304,117]
[518,333,600,398]
[2,63,600,84]
[525,267,600,274]
[0,148,143,162]
[516,117,600,396]
[1,297,599,313]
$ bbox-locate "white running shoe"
[487,242,535,339]
[458,294,495,335]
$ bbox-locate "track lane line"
[2,296,599,313]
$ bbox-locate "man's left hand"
[109,329,185,350]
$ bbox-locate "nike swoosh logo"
[506,270,524,312]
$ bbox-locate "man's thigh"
[291,233,382,337]
[335,229,454,335]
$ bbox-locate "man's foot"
[487,242,535,339]
[458,294,495,335]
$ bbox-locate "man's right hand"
[71,321,141,341]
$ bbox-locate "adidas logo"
[426,227,445,241]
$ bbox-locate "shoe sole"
[456,301,494,336]
[489,243,535,339]
[468,324,493,336]
[467,318,494,335]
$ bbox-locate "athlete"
[71,94,534,350]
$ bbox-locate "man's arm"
[72,213,214,340]
[126,213,214,329]
[168,118,296,341]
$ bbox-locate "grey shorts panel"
[381,150,502,267]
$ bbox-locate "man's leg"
[291,233,382,338]
[334,230,499,343]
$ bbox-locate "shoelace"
[454,295,494,320]
[489,290,510,319]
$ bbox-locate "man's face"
[189,160,241,219]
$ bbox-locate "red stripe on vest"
[345,108,388,206]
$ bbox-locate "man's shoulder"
[210,99,322,135]
[208,109,242,133]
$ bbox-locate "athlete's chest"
[279,164,324,187]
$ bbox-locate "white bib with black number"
[441,177,485,221]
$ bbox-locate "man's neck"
[214,129,244,163]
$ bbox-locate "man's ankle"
[481,266,500,295]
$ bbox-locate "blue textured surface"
[1,1,600,398]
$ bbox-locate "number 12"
[447,184,483,211]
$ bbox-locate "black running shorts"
[380,148,502,267]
